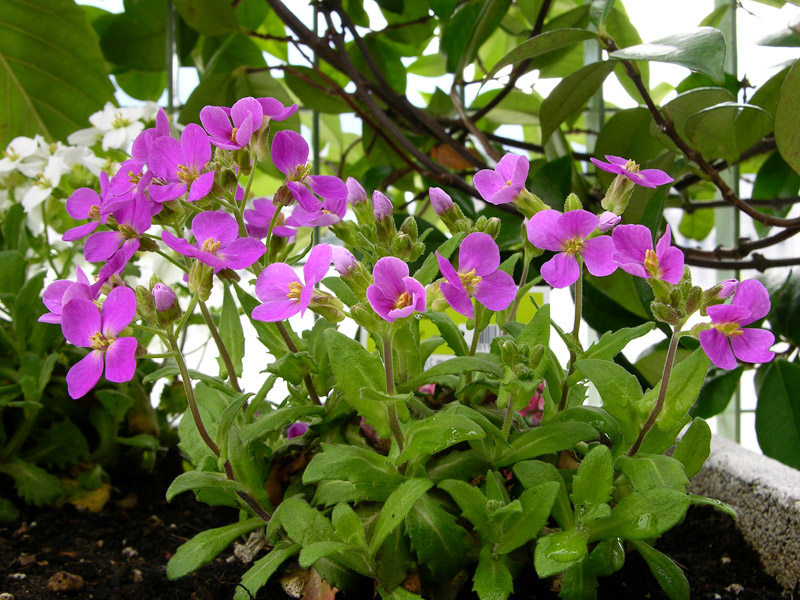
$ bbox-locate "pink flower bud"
[286,422,309,439]
[597,211,621,232]
[429,187,454,215]
[373,191,393,222]
[346,177,366,204]
[152,282,177,312]
[331,246,357,276]
[717,279,739,300]
[418,383,436,395]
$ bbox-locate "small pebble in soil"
[16,554,35,566]
[132,569,143,583]
[0,593,15,600]
[8,575,24,581]
[121,547,138,558]
[46,571,84,593]
[721,555,732,565]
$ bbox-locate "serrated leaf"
[0,458,62,506]
[0,0,116,146]
[234,541,300,600]
[368,478,433,556]
[650,349,710,432]
[473,545,513,600]
[495,481,560,554]
[609,27,726,82]
[299,541,373,575]
[497,422,599,466]
[332,503,367,549]
[218,285,244,378]
[673,418,711,478]
[540,61,616,143]
[396,411,486,464]
[406,493,469,580]
[303,444,405,487]
[513,460,573,529]
[24,420,89,469]
[438,479,490,535]
[551,407,623,446]
[269,497,335,547]
[629,540,689,600]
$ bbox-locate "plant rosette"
[35,98,778,600]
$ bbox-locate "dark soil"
[1,453,791,600]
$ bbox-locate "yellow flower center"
[459,269,482,294]
[625,159,640,174]
[201,238,221,253]
[230,127,238,142]
[644,248,660,278]
[128,170,141,184]
[118,224,138,239]
[89,331,113,350]
[715,322,744,337]
[177,164,197,184]
[88,205,101,220]
[563,238,584,255]
[290,163,312,182]
[394,291,412,309]
[286,281,303,300]
[112,113,131,129]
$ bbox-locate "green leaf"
[233,283,291,358]
[396,411,486,464]
[517,303,550,348]
[651,349,710,432]
[755,359,800,468]
[267,351,317,386]
[775,59,800,175]
[234,542,300,600]
[323,329,389,437]
[321,277,358,307]
[240,405,325,444]
[616,454,689,492]
[269,497,335,546]
[560,563,599,600]
[422,311,470,356]
[687,494,737,519]
[629,540,690,600]
[407,53,447,77]
[94,390,133,424]
[581,322,654,361]
[166,471,246,501]
[590,488,690,541]
[534,528,589,578]
[540,61,616,143]
[403,356,502,391]
[571,445,613,522]
[406,493,469,580]
[686,102,773,163]
[218,285,244,378]
[485,29,597,80]
[115,69,166,101]
[678,208,715,241]
[495,481,560,554]
[368,478,433,556]
[609,27,726,82]
[673,418,712,479]
[551,407,623,446]
[751,152,800,238]
[299,542,373,575]
[497,422,599,466]
[691,367,742,418]
[0,0,116,146]
[332,503,367,549]
[437,479,490,535]
[284,66,352,114]
[0,458,62,506]
[24,419,89,469]
[174,0,239,36]
[303,444,405,487]
[650,87,735,150]
[594,109,664,175]
[100,0,165,71]
[473,545,513,600]
[513,460,573,529]
[589,0,616,27]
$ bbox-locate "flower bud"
[188,261,214,301]
[564,193,583,212]
[373,191,393,222]
[252,122,271,163]
[308,289,346,323]
[528,344,545,370]
[597,211,621,232]
[350,302,381,332]
[426,281,450,312]
[400,216,418,242]
[499,340,520,367]
[479,217,502,239]
[152,282,176,312]
[391,233,414,261]
[685,285,702,315]
[600,172,637,215]
[332,246,372,300]
[651,301,681,325]
[135,284,157,325]
[347,177,367,205]
[515,188,549,218]
[430,187,455,215]
[286,422,309,439]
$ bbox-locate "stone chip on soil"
[47,571,84,593]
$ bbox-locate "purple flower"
[286,422,309,439]
[200,97,263,150]
[346,177,366,204]
[597,211,621,233]
[331,246,358,276]
[83,194,152,267]
[148,123,215,203]
[436,232,516,319]
[271,130,346,212]
[473,153,529,205]
[244,198,296,239]
[105,159,154,216]
[39,268,95,324]
[429,187,454,215]
[162,211,266,271]
[373,191,393,222]
[61,286,138,399]
[131,108,170,164]
[252,243,332,322]
[152,283,177,312]
[699,280,775,370]
[611,224,684,285]
[520,382,546,426]
[367,257,426,322]
[256,97,298,122]
[526,209,617,288]
[590,155,674,189]
[286,194,346,228]
[716,279,739,300]
[63,173,110,242]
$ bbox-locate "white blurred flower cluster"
[0,101,160,215]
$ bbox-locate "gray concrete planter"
[688,435,800,592]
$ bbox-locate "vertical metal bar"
[714,0,741,442]
[312,5,321,248]
[165,0,179,117]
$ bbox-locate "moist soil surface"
[1,452,791,600]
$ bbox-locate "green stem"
[382,331,405,452]
[40,203,59,275]
[500,388,515,439]
[508,256,531,321]
[628,328,681,457]
[131,323,171,344]
[558,262,583,412]
[275,321,321,405]
[154,249,189,272]
[466,301,484,384]
[198,300,242,393]
[264,207,282,266]
[174,293,199,337]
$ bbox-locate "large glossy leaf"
[609,27,726,82]
[775,59,800,175]
[629,540,690,600]
[649,87,735,150]
[100,0,166,71]
[396,411,486,464]
[685,102,773,163]
[755,359,800,469]
[485,29,597,80]
[0,0,116,146]
[540,61,616,143]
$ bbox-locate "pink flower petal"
[162,230,200,260]
[558,210,598,241]
[200,105,233,141]
[309,175,347,201]
[287,181,322,212]
[366,284,396,321]
[42,280,73,313]
[231,97,263,131]
[657,246,684,284]
[441,280,474,319]
[219,237,266,270]
[256,263,300,303]
[187,171,215,202]
[527,210,566,252]
[732,279,771,325]
[303,243,332,287]
[192,211,239,246]
[591,157,624,176]
[581,236,617,278]
[63,221,99,242]
[706,304,751,326]
[66,188,101,219]
[459,232,500,276]
[612,224,652,264]
[638,168,673,187]
[436,251,460,287]
[699,329,737,370]
[84,231,124,263]
[730,328,775,364]
[67,350,105,399]
[148,136,181,179]
[473,169,504,203]
[272,130,309,177]
[181,123,211,171]
[104,336,138,383]
[101,286,136,337]
[372,257,409,299]
[473,270,516,312]
[62,298,101,347]
[541,252,580,289]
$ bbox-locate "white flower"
[55,145,106,176]
[0,136,39,174]
[21,155,68,210]
[89,102,147,151]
